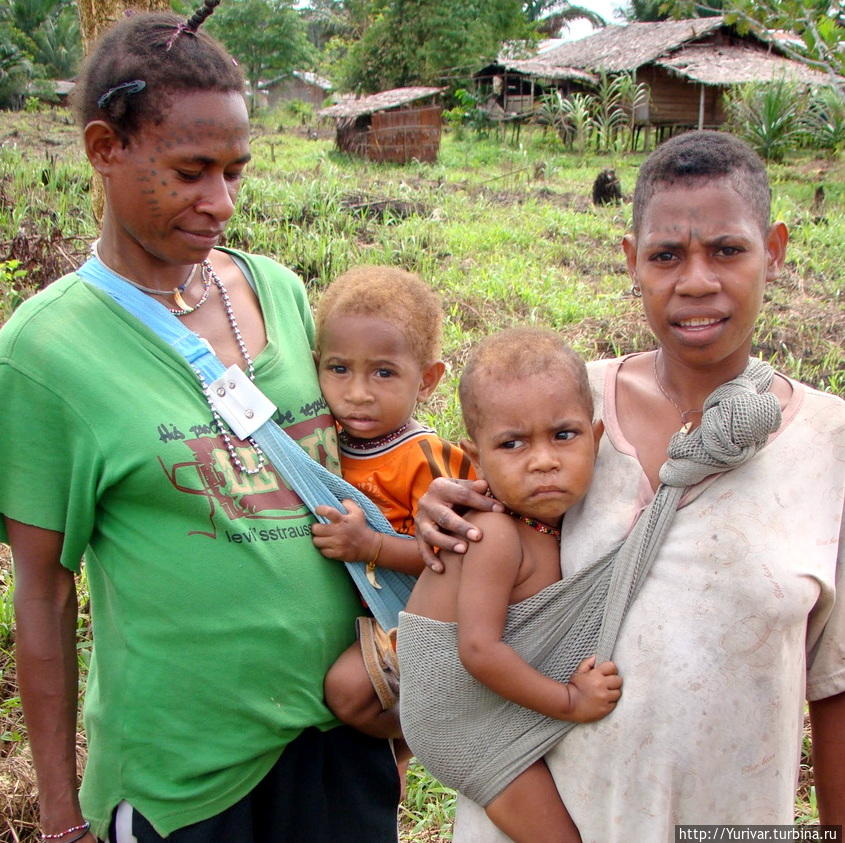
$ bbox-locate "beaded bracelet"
[42,821,90,840]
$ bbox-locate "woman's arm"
[414,477,502,572]
[6,517,93,840]
[456,513,620,723]
[809,690,845,825]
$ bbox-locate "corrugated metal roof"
[319,87,443,118]
[657,43,832,85]
[260,71,333,91]
[293,71,333,90]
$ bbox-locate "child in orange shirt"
[312,265,474,744]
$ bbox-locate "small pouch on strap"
[355,616,400,710]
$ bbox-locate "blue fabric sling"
[77,255,415,631]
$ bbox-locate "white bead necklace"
[90,241,267,476]
[195,261,267,477]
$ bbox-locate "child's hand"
[312,499,379,563]
[564,655,623,723]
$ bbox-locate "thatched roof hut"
[319,87,444,162]
[474,59,596,115]
[540,17,726,72]
[654,42,828,86]
[489,17,833,131]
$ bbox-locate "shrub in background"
[802,85,845,156]
[725,77,808,162]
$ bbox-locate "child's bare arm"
[312,499,423,576]
[457,513,621,722]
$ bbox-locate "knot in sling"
[397,358,782,806]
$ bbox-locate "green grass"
[0,110,842,839]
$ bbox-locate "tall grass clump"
[539,72,650,154]
[725,78,808,161]
[802,86,845,155]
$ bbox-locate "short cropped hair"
[632,130,771,234]
[459,327,593,438]
[315,266,442,366]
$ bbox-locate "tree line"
[0,0,842,112]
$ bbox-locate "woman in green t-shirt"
[0,4,399,841]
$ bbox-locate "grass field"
[0,105,842,841]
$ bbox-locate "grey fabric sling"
[397,358,782,806]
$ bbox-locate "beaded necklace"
[191,260,267,476]
[90,243,267,476]
[506,510,562,540]
[339,421,412,452]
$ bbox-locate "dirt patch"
[340,195,429,220]
[3,220,87,292]
[0,109,79,162]
[786,156,845,183]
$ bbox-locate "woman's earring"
[631,281,642,297]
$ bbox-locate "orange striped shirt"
[340,424,475,535]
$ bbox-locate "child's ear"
[417,360,446,401]
[591,419,605,456]
[459,437,483,478]
[312,349,320,366]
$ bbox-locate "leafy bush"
[802,86,845,154]
[443,88,495,137]
[537,73,649,154]
[0,34,32,109]
[0,259,31,321]
[725,78,807,161]
[283,98,316,125]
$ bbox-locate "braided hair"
[73,0,243,142]
[186,0,222,32]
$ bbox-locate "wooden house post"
[698,84,705,129]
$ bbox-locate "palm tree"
[619,0,725,22]
[618,0,667,22]
[523,1,606,36]
[29,3,81,79]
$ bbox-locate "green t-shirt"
[0,250,361,837]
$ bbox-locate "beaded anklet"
[41,821,90,841]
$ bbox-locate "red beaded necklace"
[338,420,412,451]
[506,510,561,540]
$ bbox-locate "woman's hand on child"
[312,499,380,563]
[415,478,503,573]
[564,656,622,723]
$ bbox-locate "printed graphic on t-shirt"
[156,414,339,538]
